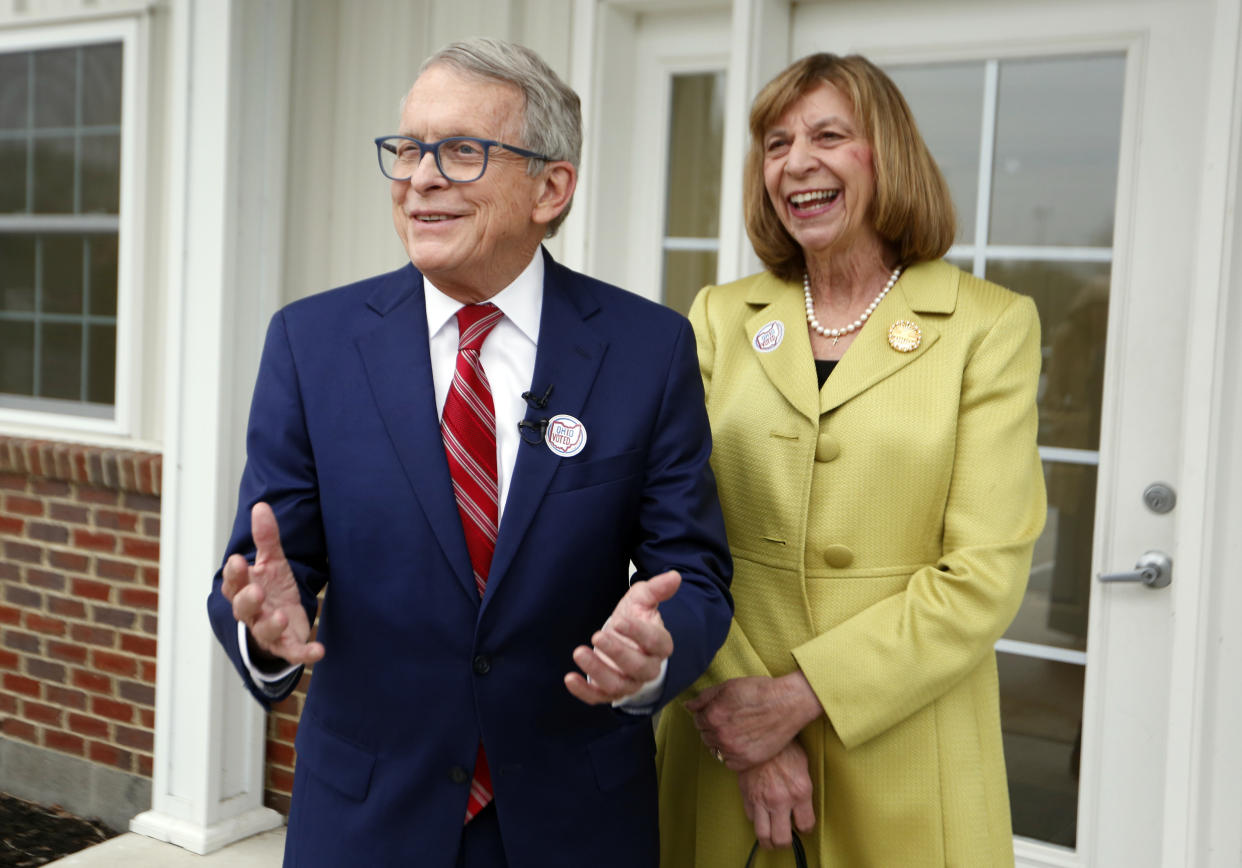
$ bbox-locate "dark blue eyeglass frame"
[374,135,552,183]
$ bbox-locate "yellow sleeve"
[792,295,1047,748]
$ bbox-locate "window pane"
[1007,462,1096,651]
[664,72,725,238]
[0,235,36,311]
[33,136,75,213]
[991,55,1125,246]
[43,236,85,314]
[1,320,36,395]
[986,260,1110,451]
[884,62,984,245]
[40,321,83,400]
[662,249,716,316]
[82,43,122,126]
[0,140,27,212]
[88,235,118,316]
[80,133,120,213]
[87,323,116,405]
[0,52,28,129]
[33,47,77,129]
[1000,653,1082,848]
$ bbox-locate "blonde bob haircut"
[744,53,956,282]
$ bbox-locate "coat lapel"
[354,265,477,602]
[744,272,821,424]
[484,252,606,605]
[820,260,957,414]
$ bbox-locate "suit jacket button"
[449,765,469,784]
[473,654,491,675]
[823,544,854,568]
[815,434,841,462]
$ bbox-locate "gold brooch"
[888,320,921,352]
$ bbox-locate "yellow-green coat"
[656,261,1046,868]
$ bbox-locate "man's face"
[391,65,547,301]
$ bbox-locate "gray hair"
[420,38,582,237]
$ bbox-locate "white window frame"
[0,14,149,442]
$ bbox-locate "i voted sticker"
[545,414,588,457]
[753,320,784,353]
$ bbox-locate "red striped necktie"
[442,302,504,823]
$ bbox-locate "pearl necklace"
[804,264,904,345]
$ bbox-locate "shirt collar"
[423,250,544,345]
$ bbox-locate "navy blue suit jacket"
[206,250,733,867]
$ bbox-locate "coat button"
[815,434,841,462]
[473,654,491,675]
[449,765,469,784]
[823,545,854,568]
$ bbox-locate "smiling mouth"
[788,190,840,208]
[415,214,457,222]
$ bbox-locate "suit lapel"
[744,272,821,424]
[820,260,956,414]
[485,253,605,605]
[355,265,477,601]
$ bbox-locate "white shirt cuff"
[237,621,303,693]
[612,657,668,714]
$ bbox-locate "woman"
[655,53,1046,867]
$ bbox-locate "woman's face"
[762,81,880,260]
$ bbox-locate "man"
[206,38,733,868]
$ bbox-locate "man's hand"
[564,570,680,705]
[738,739,815,850]
[685,672,823,770]
[221,502,324,667]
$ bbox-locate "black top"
[815,359,838,389]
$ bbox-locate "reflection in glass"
[999,653,1083,848]
[663,250,717,317]
[0,140,28,212]
[991,56,1124,246]
[34,47,77,129]
[87,324,116,405]
[0,51,29,130]
[81,134,121,213]
[986,260,1110,451]
[664,73,724,239]
[40,321,83,401]
[884,62,984,244]
[1006,462,1097,651]
[0,236,36,311]
[43,236,85,315]
[89,235,119,316]
[33,137,76,213]
[0,320,35,395]
[82,44,123,127]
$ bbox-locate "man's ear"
[531,161,577,228]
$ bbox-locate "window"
[0,19,139,429]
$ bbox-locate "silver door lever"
[1097,550,1172,588]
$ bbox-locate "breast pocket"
[545,449,643,494]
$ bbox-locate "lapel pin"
[753,320,785,353]
[888,320,921,353]
[545,414,588,457]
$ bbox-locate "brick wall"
[0,434,307,816]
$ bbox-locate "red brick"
[120,634,156,658]
[0,561,18,581]
[0,515,23,535]
[47,640,88,665]
[48,596,87,619]
[139,660,155,682]
[2,718,38,742]
[3,672,40,697]
[142,515,160,537]
[0,473,28,491]
[32,478,71,497]
[3,629,40,653]
[50,550,89,572]
[0,648,18,669]
[119,679,155,706]
[91,696,133,723]
[45,729,85,755]
[93,650,137,677]
[26,658,65,683]
[70,624,114,646]
[4,584,40,608]
[4,494,43,516]
[27,522,69,544]
[0,692,16,714]
[121,537,159,562]
[268,767,295,793]
[24,613,67,637]
[88,741,126,768]
[69,712,109,739]
[141,567,159,589]
[266,740,296,767]
[139,708,155,728]
[93,605,136,630]
[72,669,112,694]
[137,754,152,777]
[115,724,153,752]
[72,529,116,552]
[25,568,65,592]
[71,578,111,602]
[45,685,87,710]
[264,792,291,815]
[119,588,158,611]
[4,540,43,564]
[95,558,137,582]
[0,605,20,625]
[274,718,299,742]
[123,493,160,513]
[24,700,62,726]
[95,509,139,532]
[76,488,119,506]
[49,502,90,524]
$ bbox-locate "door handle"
[1097,550,1172,588]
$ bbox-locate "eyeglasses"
[374,135,552,183]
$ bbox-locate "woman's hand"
[686,672,823,770]
[738,739,816,850]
